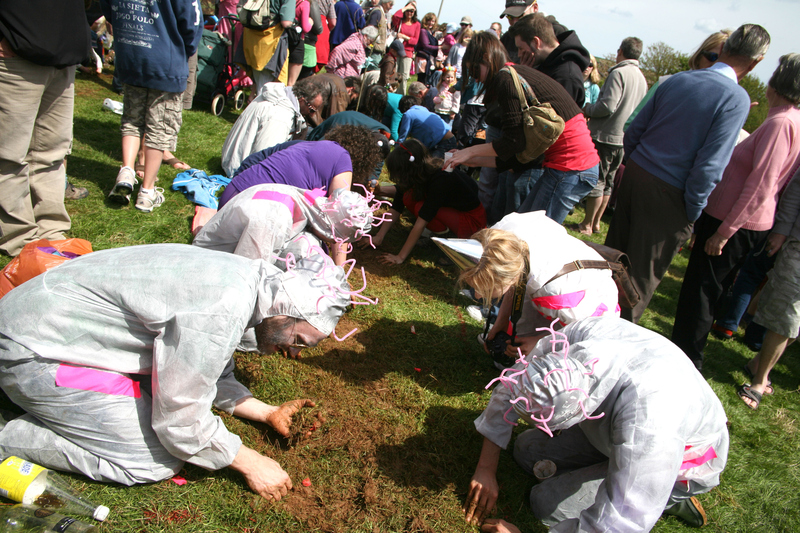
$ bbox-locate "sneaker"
[710,323,733,340]
[135,187,165,212]
[108,167,138,205]
[477,332,487,348]
[466,305,484,323]
[65,182,89,200]
[664,496,707,528]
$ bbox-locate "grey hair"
[407,81,427,98]
[619,37,643,60]
[722,23,770,60]
[379,0,393,4]
[361,25,379,42]
[293,76,327,104]
[769,53,800,106]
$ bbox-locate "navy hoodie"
[100,0,203,93]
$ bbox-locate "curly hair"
[458,228,529,305]
[385,137,443,201]
[324,125,384,186]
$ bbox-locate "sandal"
[134,162,145,179]
[737,384,762,410]
[743,365,773,395]
[162,157,190,170]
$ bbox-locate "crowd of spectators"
[1,1,799,532]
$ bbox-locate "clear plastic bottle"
[0,458,109,522]
[0,504,98,532]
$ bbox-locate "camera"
[486,331,517,368]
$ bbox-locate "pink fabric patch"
[252,190,295,213]
[533,291,586,310]
[171,475,188,486]
[303,188,327,204]
[680,446,717,470]
[55,364,141,398]
[591,303,609,317]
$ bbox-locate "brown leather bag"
[544,241,640,309]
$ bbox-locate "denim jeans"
[715,239,773,348]
[519,165,599,224]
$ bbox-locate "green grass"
[1,71,798,532]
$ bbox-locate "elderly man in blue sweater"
[605,24,769,328]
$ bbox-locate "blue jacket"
[329,0,365,47]
[398,105,449,149]
[625,66,750,222]
[100,0,203,93]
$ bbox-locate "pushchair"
[195,15,250,116]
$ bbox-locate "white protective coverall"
[221,82,306,177]
[475,317,729,532]
[0,244,350,485]
[492,212,620,335]
[193,184,374,268]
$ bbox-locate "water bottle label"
[53,517,77,532]
[0,456,46,502]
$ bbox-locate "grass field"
[0,71,798,532]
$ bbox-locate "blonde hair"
[688,29,731,70]
[459,229,529,305]
[458,28,473,45]
[587,54,600,84]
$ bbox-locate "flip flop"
[737,384,762,410]
[743,364,773,395]
[162,157,190,170]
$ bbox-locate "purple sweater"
[704,105,800,238]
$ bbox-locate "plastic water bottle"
[102,98,123,115]
[0,457,109,522]
[0,504,98,532]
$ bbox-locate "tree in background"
[740,74,768,133]
[640,42,689,78]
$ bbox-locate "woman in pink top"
[391,1,420,94]
[672,53,800,367]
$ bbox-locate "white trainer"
[135,187,165,212]
[108,166,138,205]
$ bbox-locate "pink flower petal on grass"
[171,475,187,486]
[302,478,312,487]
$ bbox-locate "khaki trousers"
[0,57,73,256]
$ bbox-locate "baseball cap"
[500,0,534,19]
[460,16,472,26]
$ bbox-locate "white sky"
[419,0,798,82]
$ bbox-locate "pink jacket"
[704,105,800,238]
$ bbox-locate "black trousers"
[671,212,768,367]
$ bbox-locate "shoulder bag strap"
[544,259,625,286]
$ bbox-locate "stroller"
[195,15,250,116]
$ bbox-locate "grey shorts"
[754,238,800,338]
[587,141,623,198]
[121,84,183,151]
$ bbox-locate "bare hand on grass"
[266,399,316,437]
[482,519,522,533]
[464,466,499,524]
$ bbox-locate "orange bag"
[0,239,93,298]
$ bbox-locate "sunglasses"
[289,317,311,350]
[702,51,719,63]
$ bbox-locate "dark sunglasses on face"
[702,51,719,63]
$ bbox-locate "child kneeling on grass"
[361,138,485,265]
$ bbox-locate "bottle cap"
[93,505,110,521]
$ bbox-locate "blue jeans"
[518,165,599,224]
[715,239,772,348]
[508,168,544,214]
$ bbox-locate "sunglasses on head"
[702,51,719,63]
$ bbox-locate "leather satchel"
[503,65,564,164]
[544,240,641,309]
